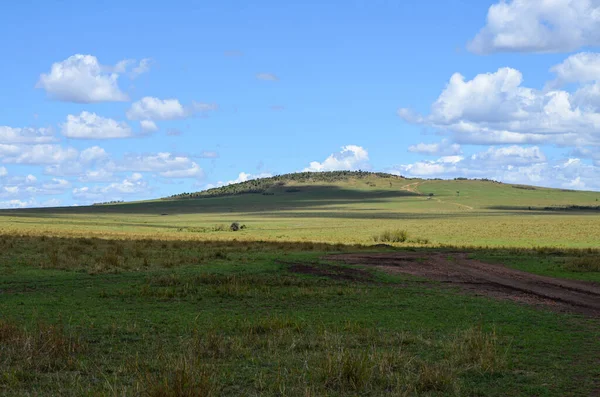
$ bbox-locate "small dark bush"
[373,229,409,243]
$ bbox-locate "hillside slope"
[1,172,599,247]
[165,171,407,199]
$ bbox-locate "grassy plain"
[1,173,599,395]
[1,175,600,248]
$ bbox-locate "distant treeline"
[165,171,405,200]
[93,200,125,206]
[543,205,600,212]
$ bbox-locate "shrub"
[373,229,409,243]
[230,222,240,232]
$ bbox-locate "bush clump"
[373,229,409,243]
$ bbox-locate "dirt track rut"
[327,252,600,317]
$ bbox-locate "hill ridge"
[164,170,505,200]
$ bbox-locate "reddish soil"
[326,252,600,317]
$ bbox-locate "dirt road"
[327,252,600,317]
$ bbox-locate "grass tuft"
[562,257,600,272]
[373,229,409,243]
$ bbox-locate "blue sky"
[2,0,600,207]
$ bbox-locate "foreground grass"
[0,235,599,395]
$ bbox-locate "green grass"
[0,173,599,395]
[0,236,598,395]
[471,249,600,283]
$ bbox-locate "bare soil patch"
[326,252,600,317]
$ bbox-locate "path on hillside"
[401,181,474,210]
[327,252,600,317]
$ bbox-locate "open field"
[1,174,600,248]
[1,173,599,395]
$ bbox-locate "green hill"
[164,171,408,199]
[1,171,600,248]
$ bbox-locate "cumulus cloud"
[44,146,110,176]
[0,198,61,209]
[391,145,600,190]
[0,144,79,164]
[126,97,217,121]
[140,120,159,133]
[468,0,600,54]
[78,169,115,183]
[79,146,109,163]
[408,140,462,156]
[398,65,600,147]
[0,167,7,177]
[72,173,150,202]
[0,126,56,144]
[61,112,133,139]
[114,152,204,179]
[205,172,273,190]
[393,155,464,177]
[0,174,72,203]
[549,52,600,87]
[470,146,547,166]
[36,54,129,103]
[303,145,369,172]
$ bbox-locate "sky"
[3,0,600,208]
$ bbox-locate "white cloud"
[131,58,152,78]
[115,152,204,179]
[73,173,150,202]
[257,73,279,81]
[0,126,56,144]
[408,140,462,156]
[114,59,134,74]
[0,174,72,204]
[549,52,600,87]
[80,146,109,163]
[303,145,369,172]
[79,169,115,183]
[392,155,464,177]
[0,198,62,209]
[0,167,7,177]
[0,144,79,165]
[391,145,600,191]
[468,0,600,54]
[470,146,547,166]
[126,97,217,121]
[44,146,110,176]
[36,54,129,103]
[140,120,159,133]
[112,58,151,77]
[206,172,273,190]
[398,66,600,147]
[62,112,133,139]
[159,163,204,178]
